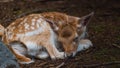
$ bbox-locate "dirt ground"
[0,0,120,68]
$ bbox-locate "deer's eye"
[73,37,79,43]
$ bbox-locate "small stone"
[0,41,20,68]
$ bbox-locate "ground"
[0,0,120,68]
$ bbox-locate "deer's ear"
[79,12,94,26]
[45,18,59,33]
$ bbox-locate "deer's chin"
[64,46,78,57]
[65,51,77,57]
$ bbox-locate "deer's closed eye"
[73,37,79,43]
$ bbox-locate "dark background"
[0,0,120,68]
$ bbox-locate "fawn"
[0,12,93,64]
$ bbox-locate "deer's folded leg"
[45,42,66,60]
[10,42,34,64]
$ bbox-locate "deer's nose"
[66,53,73,57]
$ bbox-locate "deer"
[41,12,93,56]
[0,12,93,64]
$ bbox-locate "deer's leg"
[44,40,66,59]
[23,41,49,59]
[44,31,66,59]
[10,43,34,64]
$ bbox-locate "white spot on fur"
[36,23,40,28]
[24,23,30,29]
[25,24,29,30]
[12,27,15,30]
[37,18,42,23]
[31,27,35,30]
[32,22,35,26]
[17,19,47,37]
[55,27,59,30]
[32,19,36,22]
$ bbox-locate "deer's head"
[49,12,94,56]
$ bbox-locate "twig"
[82,61,120,68]
[112,44,120,49]
[56,60,120,68]
[36,62,47,67]
[56,56,73,68]
[56,62,65,68]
